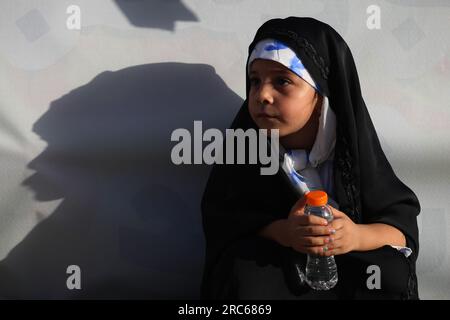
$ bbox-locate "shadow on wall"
[114,0,198,30]
[0,63,242,299]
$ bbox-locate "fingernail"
[328,237,333,242]
[323,220,328,225]
[323,246,328,252]
[329,229,336,234]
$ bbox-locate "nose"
[256,82,274,106]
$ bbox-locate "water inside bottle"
[304,203,338,290]
[305,256,338,290]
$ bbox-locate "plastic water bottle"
[304,190,338,290]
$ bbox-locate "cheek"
[247,99,259,120]
[280,102,310,125]
[280,92,316,124]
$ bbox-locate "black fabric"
[231,236,412,300]
[200,17,420,300]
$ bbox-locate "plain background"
[0,0,449,299]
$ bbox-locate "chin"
[260,126,286,138]
[255,122,275,131]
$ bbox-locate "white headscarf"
[248,38,320,92]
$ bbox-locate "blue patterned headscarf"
[247,38,320,93]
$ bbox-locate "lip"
[257,113,278,119]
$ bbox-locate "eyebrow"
[249,68,292,76]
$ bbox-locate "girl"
[201,17,420,300]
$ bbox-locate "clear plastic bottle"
[304,190,338,290]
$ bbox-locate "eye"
[249,77,260,86]
[275,77,292,86]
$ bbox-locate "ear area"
[313,93,323,117]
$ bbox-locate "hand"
[279,196,333,256]
[280,198,361,256]
[321,205,361,256]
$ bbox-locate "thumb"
[289,195,307,216]
[327,205,346,219]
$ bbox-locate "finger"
[328,229,343,242]
[296,225,332,236]
[327,205,347,219]
[323,246,343,256]
[329,219,344,231]
[292,214,328,226]
[323,247,337,256]
[323,237,348,255]
[319,243,339,256]
[326,237,341,250]
[291,244,324,256]
[297,236,330,247]
[322,229,345,251]
[291,209,305,217]
[306,246,326,256]
[294,241,338,256]
[320,245,336,256]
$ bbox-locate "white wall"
[0,0,449,299]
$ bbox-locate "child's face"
[248,59,322,147]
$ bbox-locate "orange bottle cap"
[305,190,328,206]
